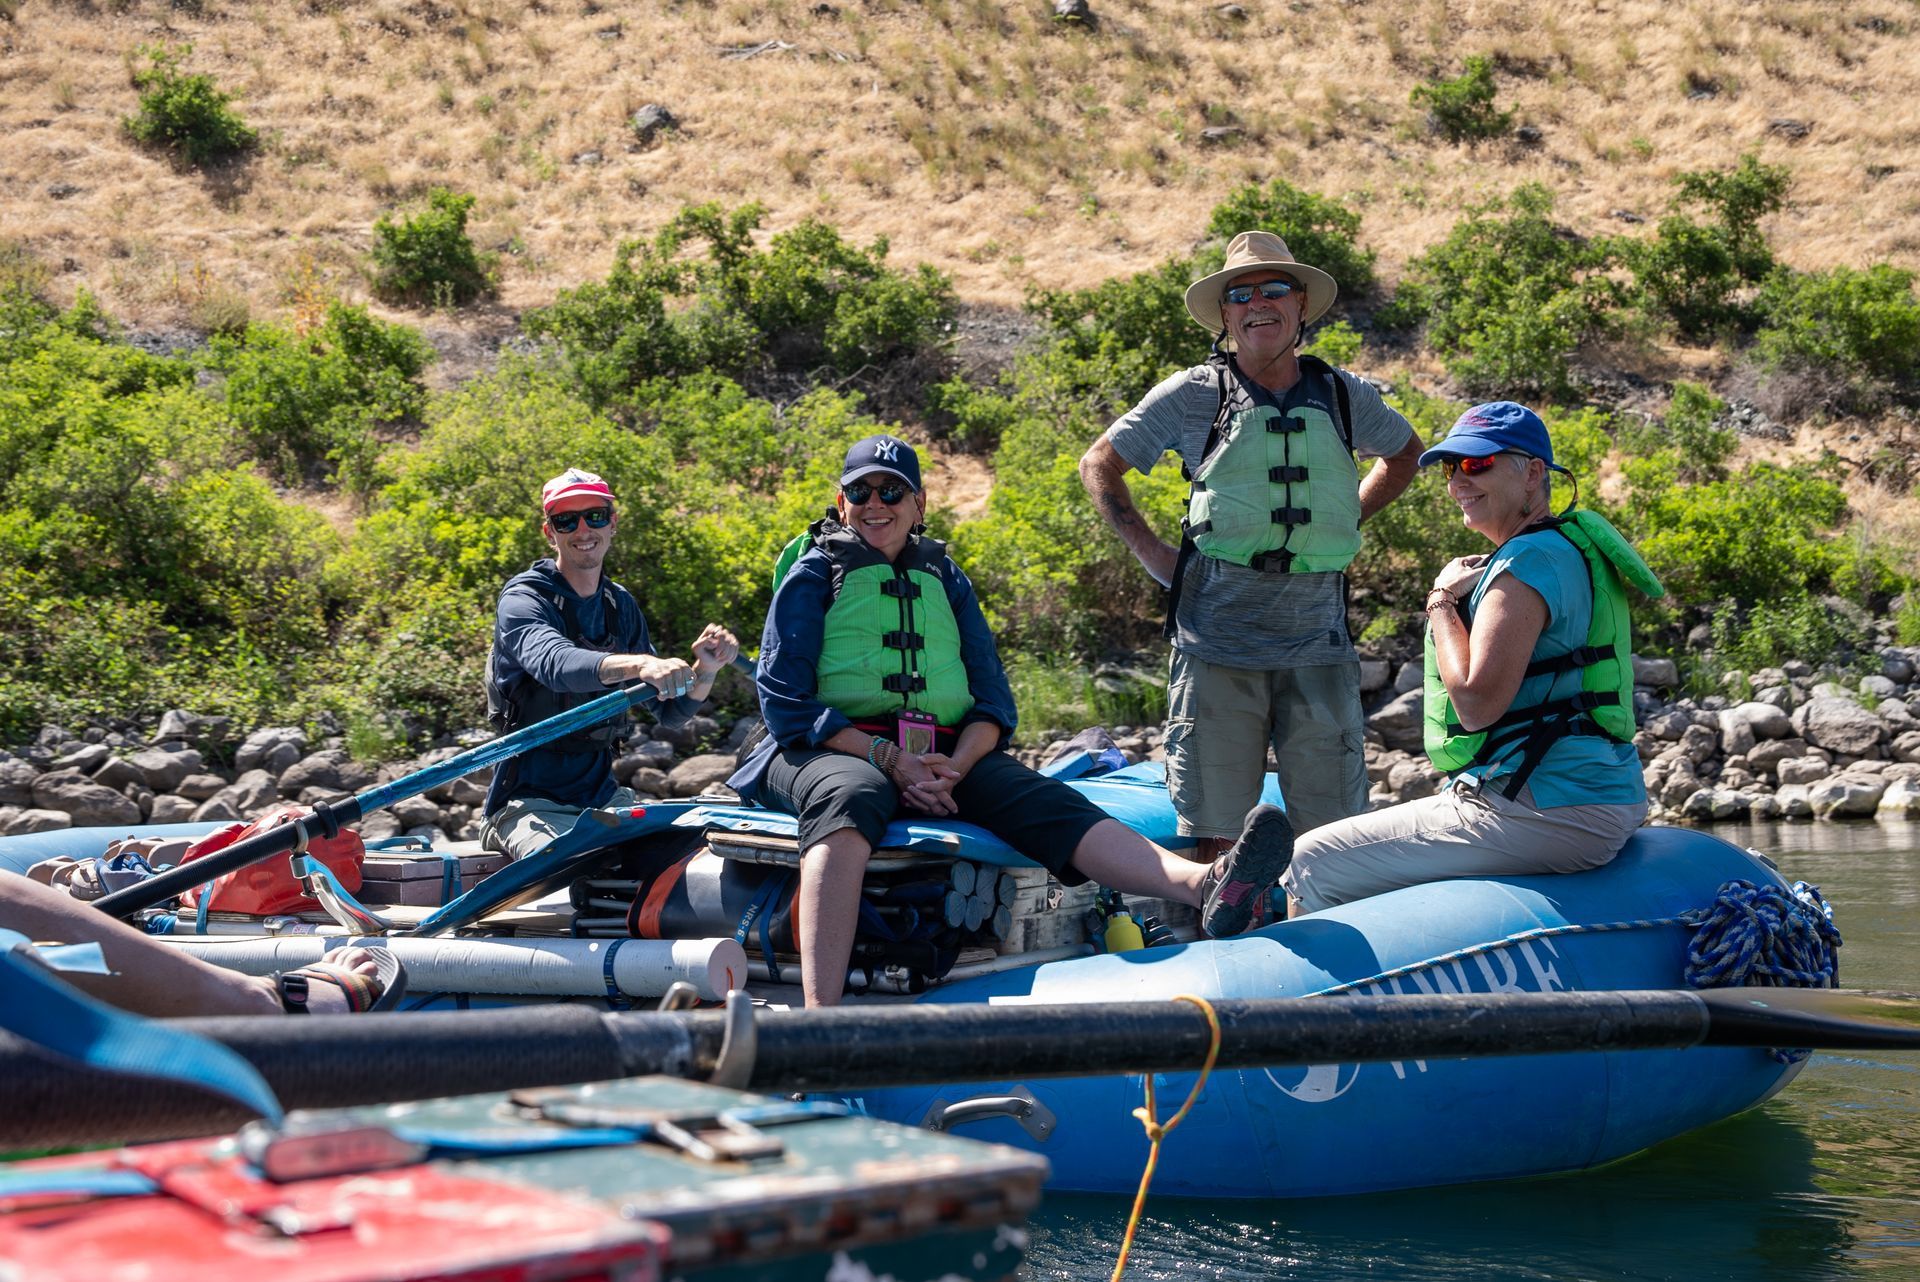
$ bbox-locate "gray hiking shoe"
[1200,804,1295,938]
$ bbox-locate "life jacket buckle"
[881,629,924,650]
[1269,465,1309,483]
[1271,506,1312,526]
[880,577,921,599]
[883,672,927,694]
[1249,548,1295,573]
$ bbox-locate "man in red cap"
[481,468,739,859]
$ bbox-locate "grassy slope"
[1,0,1914,328]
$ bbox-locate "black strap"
[1271,506,1312,525]
[1162,526,1201,640]
[880,577,920,599]
[883,672,927,694]
[1249,548,1294,573]
[1270,465,1309,483]
[882,630,923,650]
[1524,645,1607,678]
[1267,416,1306,433]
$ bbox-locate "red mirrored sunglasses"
[1439,451,1529,479]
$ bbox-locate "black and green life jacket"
[1163,355,1357,638]
[1423,509,1663,799]
[774,516,975,727]
[485,563,639,754]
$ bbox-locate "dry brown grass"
[0,0,1915,332]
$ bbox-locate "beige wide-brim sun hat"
[1184,230,1339,334]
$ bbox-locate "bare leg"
[4,872,387,1017]
[3,871,280,1017]
[1065,819,1207,908]
[796,827,873,1008]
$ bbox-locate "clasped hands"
[890,751,966,816]
[622,623,740,700]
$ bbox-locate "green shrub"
[1023,254,1200,411]
[1620,381,1736,480]
[1753,264,1920,388]
[1302,319,1363,367]
[1631,156,1789,337]
[1205,179,1378,295]
[371,188,498,306]
[123,43,257,166]
[1410,55,1514,144]
[209,302,433,488]
[1708,593,1865,681]
[1390,185,1622,397]
[526,203,953,407]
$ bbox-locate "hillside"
[3,0,1916,334]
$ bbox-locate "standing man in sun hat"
[1079,230,1425,863]
[480,467,739,860]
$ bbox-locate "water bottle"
[1103,906,1146,953]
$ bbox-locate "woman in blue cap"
[1278,402,1656,916]
[729,434,1296,1005]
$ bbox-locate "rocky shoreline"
[5,647,1920,842]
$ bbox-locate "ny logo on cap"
[873,438,900,463]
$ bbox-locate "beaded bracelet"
[867,735,899,777]
[1425,588,1459,615]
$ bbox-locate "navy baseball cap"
[838,434,922,491]
[1418,401,1570,474]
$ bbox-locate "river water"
[1024,821,1920,1281]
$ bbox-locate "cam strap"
[1271,506,1312,525]
[880,577,921,599]
[1269,465,1309,483]
[881,630,924,650]
[883,672,928,694]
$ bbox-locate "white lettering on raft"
[1266,938,1566,1102]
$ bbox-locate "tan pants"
[1164,652,1369,840]
[1279,777,1647,913]
[479,787,640,862]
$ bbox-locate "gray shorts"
[479,787,640,861]
[1163,650,1369,840]
[1279,777,1649,913]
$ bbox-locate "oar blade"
[1697,987,1920,1052]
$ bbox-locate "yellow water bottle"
[1104,907,1146,953]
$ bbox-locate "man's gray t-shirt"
[1105,360,1417,670]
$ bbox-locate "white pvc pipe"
[159,934,749,1002]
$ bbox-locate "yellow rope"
[1110,994,1222,1282]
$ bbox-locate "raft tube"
[852,825,1806,1198]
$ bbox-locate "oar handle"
[92,681,660,920]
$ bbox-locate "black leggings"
[756,748,1109,884]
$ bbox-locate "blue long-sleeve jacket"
[484,559,700,813]
[727,540,1017,802]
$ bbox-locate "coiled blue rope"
[1683,879,1840,990]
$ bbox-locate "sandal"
[276,947,407,1014]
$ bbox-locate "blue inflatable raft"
[0,764,1813,1198]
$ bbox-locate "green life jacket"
[1162,356,1357,640]
[1423,508,1663,799]
[777,517,975,727]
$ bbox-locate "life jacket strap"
[1269,465,1309,483]
[882,672,928,694]
[1271,506,1312,526]
[882,630,924,650]
[880,577,921,599]
[1249,548,1296,573]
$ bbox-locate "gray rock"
[0,758,36,807]
[389,796,444,829]
[1754,684,1793,710]
[1748,738,1809,775]
[1810,681,1855,701]
[155,710,232,750]
[277,751,348,797]
[50,743,110,773]
[129,746,203,793]
[297,787,353,808]
[3,808,71,835]
[1717,709,1755,759]
[722,717,762,753]
[1366,689,1426,754]
[1632,656,1679,688]
[1749,793,1783,821]
[1893,730,1920,764]
[1387,759,1440,800]
[1660,763,1702,808]
[1053,0,1092,20]
[1777,756,1832,786]
[1392,662,1424,695]
[30,770,141,825]
[631,739,677,770]
[148,794,199,824]
[235,726,308,774]
[92,758,145,791]
[1809,776,1885,818]
[358,811,403,842]
[191,797,241,823]
[1881,700,1918,733]
[174,773,229,801]
[1644,709,1693,740]
[1749,667,1788,690]
[1861,675,1900,700]
[1782,659,1814,679]
[1733,701,1793,739]
[1879,776,1920,818]
[1366,749,1408,784]
[628,767,670,797]
[665,753,739,797]
[1357,659,1391,693]
[211,769,278,816]
[1773,784,1813,818]
[1884,651,1918,685]
[1793,696,1886,757]
[1680,723,1719,765]
[631,103,678,143]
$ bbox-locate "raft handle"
[920,1086,1055,1142]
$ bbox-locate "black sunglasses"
[549,506,613,533]
[844,481,911,507]
[1223,280,1298,306]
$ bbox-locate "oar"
[90,681,672,921]
[3,988,1916,1148]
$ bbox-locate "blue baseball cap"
[1417,401,1570,474]
[838,434,922,491]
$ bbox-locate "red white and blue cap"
[838,434,922,491]
[1418,401,1570,474]
[540,468,616,512]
